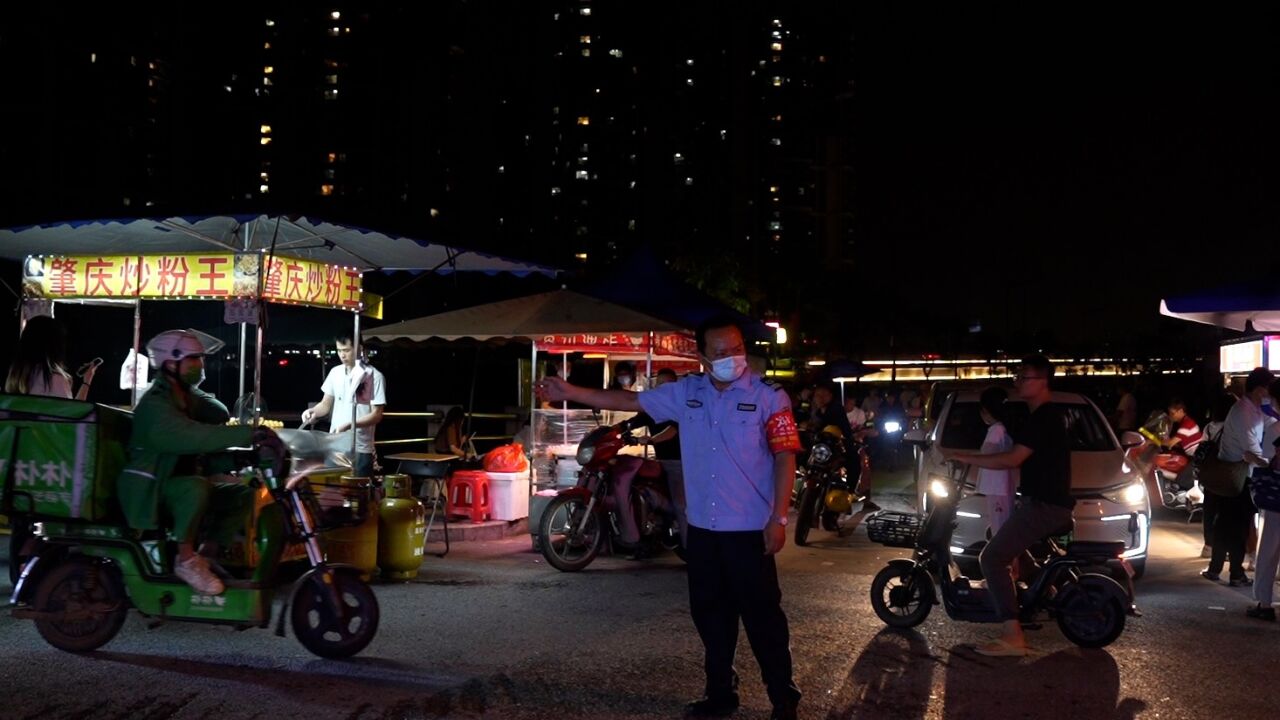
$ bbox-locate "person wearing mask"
[1202,367,1273,587]
[117,329,278,595]
[611,361,643,392]
[975,386,1016,536]
[4,315,97,400]
[301,335,386,478]
[536,316,803,720]
[945,355,1074,657]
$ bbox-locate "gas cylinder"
[319,475,379,580]
[377,474,427,580]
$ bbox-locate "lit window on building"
[264,66,274,74]
[772,114,783,122]
[628,220,636,230]
[264,42,271,50]
[260,137,272,146]
[609,48,623,58]
[320,184,334,196]
[771,42,783,51]
[673,152,684,164]
[329,27,341,37]
[324,168,336,179]
[430,208,440,217]
[580,6,592,15]
[684,177,694,186]
[260,172,269,181]
[324,89,339,100]
[582,48,591,57]
[772,77,783,87]
[575,253,589,261]
[260,184,270,194]
[769,185,779,193]
[326,74,339,84]
[578,156,589,165]
[770,138,782,146]
[551,187,561,196]
[770,221,782,231]
[575,170,589,180]
[629,180,636,189]
[581,143,590,152]
[90,52,96,63]
[326,152,337,163]
[720,129,727,140]
[330,10,341,20]
[498,165,505,174]
[577,116,590,125]
[772,18,782,27]
[772,30,782,39]
[260,124,272,135]
[686,78,694,86]
[266,19,276,27]
[580,35,591,44]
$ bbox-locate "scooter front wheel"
[870,563,934,628]
[292,569,380,658]
[794,487,820,546]
[33,557,128,653]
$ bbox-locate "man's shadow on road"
[826,629,1146,720]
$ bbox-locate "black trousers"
[686,525,800,709]
[1206,488,1256,577]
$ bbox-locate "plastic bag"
[484,443,529,472]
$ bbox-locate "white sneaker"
[175,555,225,595]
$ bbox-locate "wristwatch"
[773,515,789,527]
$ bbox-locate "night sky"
[846,6,1275,354]
[0,4,1274,359]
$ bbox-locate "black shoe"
[1200,569,1221,582]
[769,704,798,720]
[1229,574,1254,587]
[684,695,739,718]
[1246,604,1276,621]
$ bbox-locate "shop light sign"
[1220,340,1263,374]
[22,253,363,311]
[1269,337,1280,372]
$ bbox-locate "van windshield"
[939,401,1115,452]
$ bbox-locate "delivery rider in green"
[118,329,276,595]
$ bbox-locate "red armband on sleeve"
[766,410,803,454]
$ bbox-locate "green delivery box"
[0,394,131,521]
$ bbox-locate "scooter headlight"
[576,445,595,465]
[929,478,951,498]
[884,421,902,434]
[810,443,833,465]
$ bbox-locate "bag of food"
[483,443,528,473]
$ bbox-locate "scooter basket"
[866,511,921,548]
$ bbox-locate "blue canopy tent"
[1159,281,1280,332]
[578,249,772,344]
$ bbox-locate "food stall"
[1160,283,1280,389]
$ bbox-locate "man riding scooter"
[117,329,281,595]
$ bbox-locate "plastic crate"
[866,511,921,548]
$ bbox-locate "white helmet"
[146,329,225,369]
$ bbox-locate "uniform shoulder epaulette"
[760,377,784,389]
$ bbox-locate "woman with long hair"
[434,406,470,457]
[4,315,95,400]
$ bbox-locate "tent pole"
[646,332,654,389]
[562,351,569,446]
[351,311,361,470]
[253,314,264,425]
[132,299,142,408]
[238,322,247,401]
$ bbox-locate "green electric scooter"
[8,442,380,659]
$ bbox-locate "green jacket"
[117,374,254,530]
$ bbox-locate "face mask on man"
[707,355,748,383]
[181,365,205,388]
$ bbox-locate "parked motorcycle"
[1133,412,1202,513]
[794,424,870,546]
[538,417,684,571]
[867,461,1135,648]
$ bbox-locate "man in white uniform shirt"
[301,336,386,477]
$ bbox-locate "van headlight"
[1103,480,1146,505]
[930,478,950,498]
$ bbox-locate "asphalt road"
[1,476,1276,720]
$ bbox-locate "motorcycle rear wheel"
[870,563,934,628]
[539,495,604,571]
[794,487,820,546]
[291,570,380,659]
[33,557,128,653]
[1054,574,1127,648]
